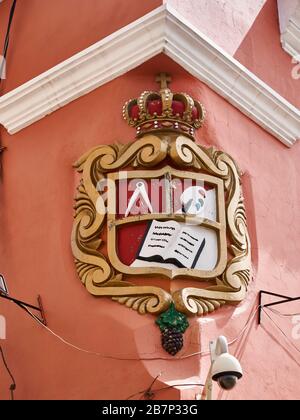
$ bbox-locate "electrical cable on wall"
[0,0,18,173]
[126,382,205,401]
[0,0,17,85]
[4,293,299,360]
[20,301,300,359]
[126,306,300,400]
[262,308,300,355]
[3,296,299,400]
[3,291,298,400]
[267,308,300,317]
[0,345,16,400]
[15,299,260,361]
[0,0,18,391]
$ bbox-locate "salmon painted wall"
[0,0,162,92]
[168,0,267,55]
[234,0,300,109]
[168,0,300,108]
[0,0,298,106]
[0,1,299,401]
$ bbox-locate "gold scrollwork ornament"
[71,133,252,321]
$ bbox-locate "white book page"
[167,225,206,268]
[137,220,180,260]
[131,221,218,271]
[194,227,218,270]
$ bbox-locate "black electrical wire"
[0,3,18,398]
[0,0,18,174]
[0,0,18,85]
[2,0,17,58]
[263,308,300,356]
[268,307,300,317]
[0,345,16,400]
[126,382,205,400]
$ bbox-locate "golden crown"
[122,73,205,140]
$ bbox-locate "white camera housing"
[210,336,243,391]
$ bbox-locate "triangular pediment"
[0,4,299,146]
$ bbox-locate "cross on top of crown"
[155,72,172,90]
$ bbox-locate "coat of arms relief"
[71,74,252,355]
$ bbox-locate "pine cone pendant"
[161,327,184,356]
[156,304,189,356]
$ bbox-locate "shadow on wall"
[234,0,300,108]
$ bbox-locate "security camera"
[210,336,243,391]
[211,353,243,390]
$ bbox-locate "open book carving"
[132,220,206,269]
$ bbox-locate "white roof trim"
[282,19,300,58]
[278,0,300,59]
[0,4,299,147]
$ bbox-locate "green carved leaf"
[156,303,189,333]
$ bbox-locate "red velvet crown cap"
[130,99,200,120]
[122,73,205,140]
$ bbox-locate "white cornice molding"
[279,1,300,59]
[165,7,299,147]
[282,19,300,58]
[0,4,299,147]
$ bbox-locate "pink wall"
[168,0,299,108]
[0,0,162,93]
[1,0,297,107]
[0,1,299,400]
[277,0,299,32]
[235,0,300,109]
[0,54,299,400]
[167,0,267,55]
